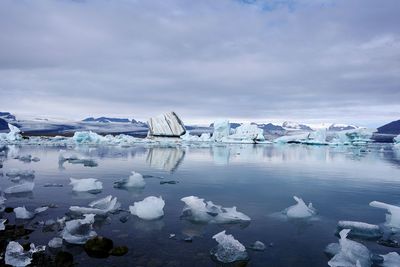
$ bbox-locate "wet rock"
[377,238,399,248]
[183,237,193,243]
[109,246,128,256]
[160,181,179,185]
[84,236,114,258]
[55,251,74,267]
[4,207,14,213]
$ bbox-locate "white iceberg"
[69,178,103,193]
[62,214,97,244]
[147,111,186,137]
[221,123,265,144]
[211,120,230,142]
[331,128,374,146]
[211,230,248,263]
[5,241,45,267]
[337,221,382,239]
[114,171,145,188]
[4,182,35,194]
[0,124,22,143]
[283,196,317,219]
[181,196,251,224]
[48,237,63,249]
[380,252,400,267]
[69,195,121,215]
[327,229,372,267]
[129,196,165,220]
[369,201,400,233]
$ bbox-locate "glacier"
[210,230,249,263]
[129,196,165,220]
[180,196,251,224]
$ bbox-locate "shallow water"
[1,143,400,266]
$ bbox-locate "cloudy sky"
[0,0,399,126]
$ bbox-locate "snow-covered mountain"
[82,117,131,123]
[282,121,313,131]
[0,112,16,121]
[328,123,357,131]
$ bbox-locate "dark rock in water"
[55,251,74,267]
[160,180,179,185]
[109,246,128,256]
[377,238,399,248]
[30,251,54,267]
[183,237,193,243]
[84,236,114,258]
[21,242,32,251]
[4,207,14,213]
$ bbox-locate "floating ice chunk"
[4,182,35,194]
[129,196,165,220]
[211,230,248,263]
[303,129,328,145]
[5,241,45,267]
[73,131,106,144]
[221,123,265,143]
[0,124,22,143]
[14,206,47,219]
[0,218,6,230]
[62,214,97,244]
[327,229,372,267]
[69,195,121,215]
[212,120,230,142]
[283,196,317,219]
[331,128,374,146]
[248,241,266,251]
[147,111,186,137]
[380,252,400,267]
[337,221,382,239]
[48,237,63,249]
[274,133,310,144]
[114,171,145,188]
[369,201,400,232]
[69,178,102,193]
[181,196,251,224]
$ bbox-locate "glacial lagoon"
[1,143,400,266]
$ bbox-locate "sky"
[0,0,399,127]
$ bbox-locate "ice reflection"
[146,147,185,172]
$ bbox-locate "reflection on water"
[1,143,400,266]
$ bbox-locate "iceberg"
[147,112,186,138]
[380,252,400,267]
[69,178,103,193]
[211,120,230,142]
[62,214,97,244]
[4,182,35,194]
[210,230,249,263]
[337,221,382,239]
[181,196,251,224]
[73,131,106,144]
[129,196,165,220]
[327,229,372,267]
[274,133,311,144]
[69,195,121,215]
[114,171,145,188]
[394,135,400,145]
[369,201,400,233]
[283,196,317,219]
[181,132,212,142]
[0,124,22,143]
[274,130,328,145]
[221,123,266,144]
[5,241,45,267]
[331,128,374,146]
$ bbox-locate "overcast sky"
[0,0,399,127]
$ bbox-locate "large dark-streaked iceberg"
[147,112,186,138]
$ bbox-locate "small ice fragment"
[69,178,102,193]
[129,196,165,220]
[5,241,45,267]
[114,171,145,188]
[4,182,35,194]
[48,237,63,249]
[0,218,6,230]
[380,252,400,267]
[283,196,317,219]
[180,196,251,224]
[337,221,382,239]
[211,230,249,263]
[14,206,34,219]
[249,241,266,251]
[69,195,121,215]
[327,229,372,267]
[370,201,400,233]
[62,214,97,244]
[34,206,49,214]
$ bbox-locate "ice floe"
[326,229,372,267]
[114,171,145,188]
[129,196,165,220]
[210,230,249,263]
[69,178,103,193]
[181,196,251,224]
[5,241,45,267]
[69,195,121,216]
[62,214,97,244]
[283,196,317,219]
[369,201,400,233]
[4,182,35,194]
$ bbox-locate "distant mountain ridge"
[328,123,357,131]
[377,120,400,135]
[0,112,16,121]
[282,121,313,131]
[83,117,131,123]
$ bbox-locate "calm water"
[1,143,400,266]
